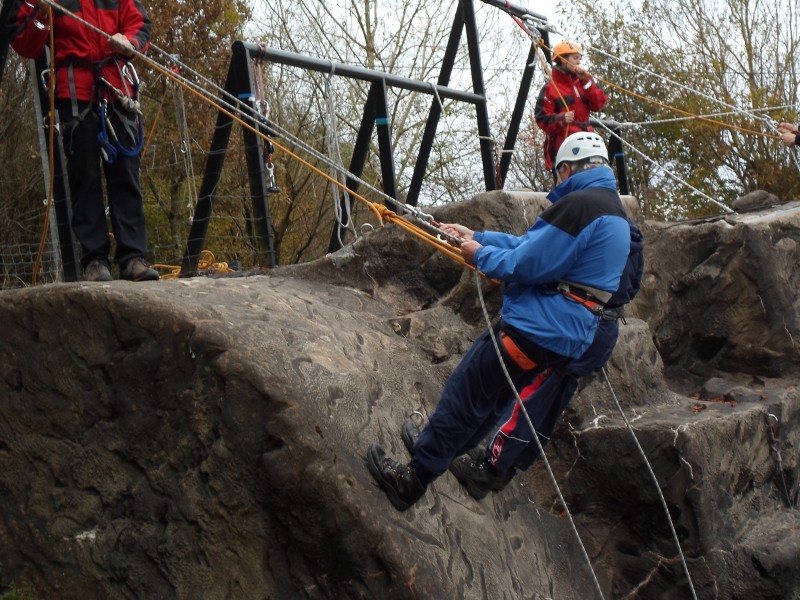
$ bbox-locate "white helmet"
[555,132,609,169]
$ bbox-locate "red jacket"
[12,0,151,103]
[534,67,608,170]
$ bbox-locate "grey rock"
[0,191,798,600]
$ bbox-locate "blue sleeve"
[473,219,584,283]
[474,230,525,249]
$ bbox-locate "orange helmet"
[552,40,583,61]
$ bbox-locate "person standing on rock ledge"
[366,132,631,511]
[535,39,608,182]
[11,0,160,282]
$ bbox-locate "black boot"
[449,454,516,500]
[401,418,421,455]
[366,444,426,511]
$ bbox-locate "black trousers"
[57,100,149,269]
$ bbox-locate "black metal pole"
[406,6,464,206]
[478,0,550,23]
[233,42,277,268]
[499,41,539,185]
[594,118,629,196]
[373,80,398,208]
[462,0,496,191]
[247,43,483,104]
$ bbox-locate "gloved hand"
[110,33,135,57]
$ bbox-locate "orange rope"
[533,39,780,141]
[592,73,779,140]
[32,5,56,286]
[128,47,483,275]
[141,87,166,159]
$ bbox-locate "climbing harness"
[557,281,610,315]
[95,62,144,164]
[53,56,144,164]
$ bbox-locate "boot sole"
[366,444,414,511]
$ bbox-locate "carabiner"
[39,68,51,93]
[122,62,139,87]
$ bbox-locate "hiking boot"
[84,259,112,282]
[401,418,421,455]
[449,454,516,500]
[120,257,159,282]
[366,443,426,511]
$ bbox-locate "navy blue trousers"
[411,322,569,486]
[486,318,621,473]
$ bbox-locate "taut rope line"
[601,368,698,599]
[474,270,606,600]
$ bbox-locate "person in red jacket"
[535,40,609,179]
[11,0,159,282]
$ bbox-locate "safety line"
[615,104,799,128]
[601,368,698,600]
[587,45,781,140]
[474,270,606,600]
[593,121,734,214]
[31,4,56,286]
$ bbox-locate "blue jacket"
[473,166,630,359]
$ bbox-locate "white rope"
[587,45,779,133]
[173,82,198,220]
[324,71,357,246]
[593,121,734,214]
[474,271,606,600]
[615,104,800,128]
[601,368,698,600]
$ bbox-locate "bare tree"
[568,0,800,219]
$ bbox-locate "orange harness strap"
[562,290,604,314]
[500,332,538,371]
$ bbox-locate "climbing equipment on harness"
[265,144,280,193]
[56,56,145,164]
[95,62,144,163]
[557,281,610,315]
[251,48,281,194]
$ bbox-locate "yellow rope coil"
[153,250,237,279]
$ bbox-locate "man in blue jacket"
[444,219,644,499]
[366,132,631,511]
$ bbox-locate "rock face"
[0,192,798,600]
